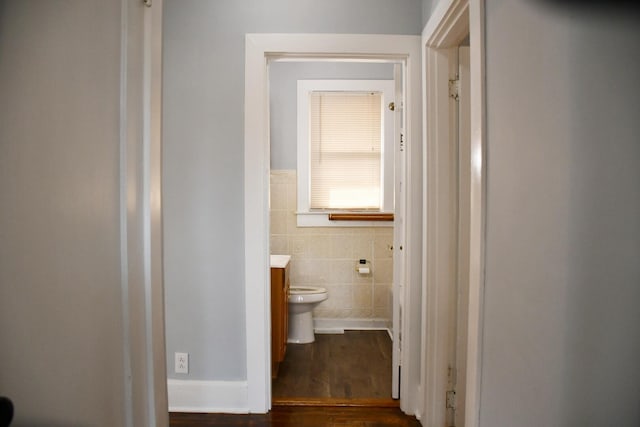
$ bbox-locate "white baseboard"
[313,317,391,334]
[167,379,249,413]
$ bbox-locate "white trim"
[167,380,249,414]
[455,44,472,427]
[465,2,487,426]
[118,1,133,424]
[244,34,272,413]
[244,33,422,415]
[313,318,391,333]
[421,1,486,427]
[145,2,169,425]
[423,0,470,47]
[391,62,405,401]
[422,43,458,427]
[121,1,168,425]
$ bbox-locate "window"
[297,80,395,226]
[310,91,382,210]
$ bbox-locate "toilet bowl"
[287,286,328,344]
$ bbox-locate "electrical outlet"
[175,352,188,374]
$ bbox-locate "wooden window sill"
[328,213,394,222]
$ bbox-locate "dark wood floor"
[272,330,392,399]
[169,406,421,426]
[169,331,411,427]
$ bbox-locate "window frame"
[296,79,395,227]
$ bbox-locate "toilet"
[287,286,328,344]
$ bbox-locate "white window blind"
[309,91,382,210]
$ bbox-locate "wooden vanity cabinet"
[271,263,289,378]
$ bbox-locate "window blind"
[309,91,383,210]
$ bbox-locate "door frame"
[120,0,168,425]
[243,33,423,413]
[421,0,486,426]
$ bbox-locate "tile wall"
[270,170,393,324]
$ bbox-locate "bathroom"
[268,59,398,400]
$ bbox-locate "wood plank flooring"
[169,331,413,427]
[169,406,421,426]
[272,330,393,399]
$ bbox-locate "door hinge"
[449,77,460,101]
[143,0,152,7]
[446,390,456,409]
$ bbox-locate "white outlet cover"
[175,352,188,374]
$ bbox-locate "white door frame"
[121,0,168,425]
[244,33,423,413]
[391,63,404,400]
[145,1,169,424]
[421,1,486,426]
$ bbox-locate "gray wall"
[269,61,394,170]
[0,2,125,425]
[481,2,640,426]
[421,0,433,27]
[162,0,423,381]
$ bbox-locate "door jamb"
[421,1,486,426]
[244,33,423,414]
[123,0,168,424]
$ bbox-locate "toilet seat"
[288,286,328,304]
[289,286,327,295]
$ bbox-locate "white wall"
[0,1,148,425]
[162,0,423,382]
[0,2,167,425]
[480,2,640,426]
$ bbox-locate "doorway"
[267,59,399,402]
[243,34,423,414]
[421,0,486,426]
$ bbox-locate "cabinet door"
[281,264,289,360]
[270,268,284,377]
[271,265,290,377]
